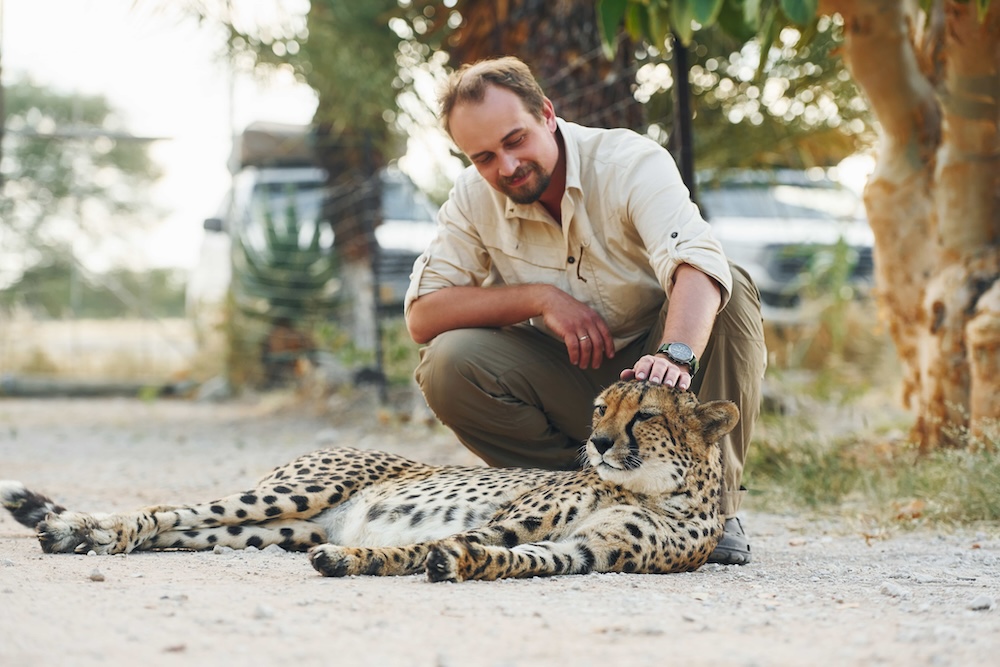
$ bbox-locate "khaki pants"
[414,264,766,517]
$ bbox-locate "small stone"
[89,569,105,582]
[2,559,14,567]
[87,550,97,557]
[968,595,996,611]
[253,604,275,620]
[213,545,234,555]
[879,581,911,599]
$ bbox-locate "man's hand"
[406,284,613,369]
[620,355,692,390]
[537,287,615,370]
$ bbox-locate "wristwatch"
[656,342,699,377]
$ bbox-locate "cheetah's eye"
[594,404,607,417]
[635,410,659,421]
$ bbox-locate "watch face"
[667,342,693,362]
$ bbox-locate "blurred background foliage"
[206,0,874,186]
[1,81,164,293]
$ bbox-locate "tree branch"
[821,0,941,181]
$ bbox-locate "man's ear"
[542,97,557,131]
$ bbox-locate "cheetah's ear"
[695,400,740,445]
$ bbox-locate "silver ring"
[578,335,590,341]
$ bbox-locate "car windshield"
[382,177,437,222]
[245,181,331,252]
[700,183,863,222]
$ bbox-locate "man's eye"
[475,155,493,165]
[507,135,526,147]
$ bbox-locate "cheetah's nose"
[590,436,614,455]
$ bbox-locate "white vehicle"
[186,123,438,344]
[698,169,874,322]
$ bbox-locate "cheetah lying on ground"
[0,380,738,581]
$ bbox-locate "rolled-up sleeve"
[620,145,733,308]
[403,181,494,316]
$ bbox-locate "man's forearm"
[659,264,722,356]
[406,284,552,344]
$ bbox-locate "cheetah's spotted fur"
[1,381,738,581]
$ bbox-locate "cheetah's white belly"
[313,487,498,547]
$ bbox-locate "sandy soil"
[1,389,998,667]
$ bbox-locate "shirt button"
[671,232,679,238]
[567,257,576,264]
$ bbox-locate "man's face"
[448,85,559,204]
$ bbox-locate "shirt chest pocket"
[483,238,570,286]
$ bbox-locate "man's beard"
[500,162,552,204]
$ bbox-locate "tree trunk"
[339,260,379,351]
[313,124,384,352]
[825,0,1000,449]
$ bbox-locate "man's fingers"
[624,355,691,390]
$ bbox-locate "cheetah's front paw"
[425,537,483,583]
[309,545,361,577]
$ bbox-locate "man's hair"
[438,57,547,137]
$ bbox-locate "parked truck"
[186,122,437,386]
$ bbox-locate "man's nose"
[498,151,519,176]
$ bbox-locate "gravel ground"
[1,390,998,666]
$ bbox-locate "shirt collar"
[557,117,583,195]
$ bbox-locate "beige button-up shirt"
[404,118,733,350]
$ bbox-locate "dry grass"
[749,297,1000,526]
[0,314,202,381]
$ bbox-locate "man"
[403,56,766,565]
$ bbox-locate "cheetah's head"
[585,380,739,496]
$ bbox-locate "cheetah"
[0,380,738,581]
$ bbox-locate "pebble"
[967,595,996,611]
[2,558,14,567]
[213,545,234,555]
[253,604,275,620]
[89,569,105,582]
[879,581,911,599]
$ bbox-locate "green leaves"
[670,0,695,45]
[597,0,629,57]
[691,0,726,25]
[779,0,818,26]
[975,0,994,22]
[594,0,822,55]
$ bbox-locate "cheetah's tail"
[0,481,67,529]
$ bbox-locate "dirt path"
[1,392,997,666]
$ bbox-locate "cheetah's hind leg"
[148,519,328,552]
[309,543,434,577]
[424,534,599,582]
